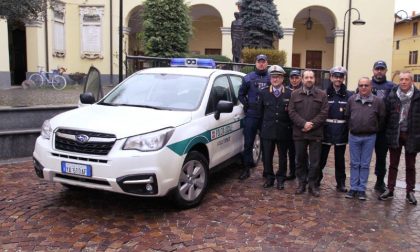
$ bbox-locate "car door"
[227,74,245,156]
[205,75,238,168]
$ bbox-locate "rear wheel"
[252,132,262,165]
[52,75,66,90]
[29,73,44,88]
[173,151,209,208]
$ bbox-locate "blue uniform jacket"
[238,70,269,118]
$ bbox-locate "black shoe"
[345,190,357,199]
[358,191,367,201]
[285,174,296,181]
[295,183,306,195]
[378,189,394,201]
[407,192,417,205]
[239,169,250,180]
[276,181,285,190]
[374,182,386,193]
[263,179,275,188]
[336,185,348,193]
[308,185,320,197]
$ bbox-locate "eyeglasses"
[358,84,370,88]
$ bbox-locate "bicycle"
[28,66,67,90]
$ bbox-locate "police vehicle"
[33,58,261,208]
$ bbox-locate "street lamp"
[395,10,412,23]
[341,8,366,70]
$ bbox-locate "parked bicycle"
[28,66,67,90]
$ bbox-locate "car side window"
[205,76,232,115]
[229,75,243,105]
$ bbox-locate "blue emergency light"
[170,58,216,69]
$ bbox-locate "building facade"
[392,12,420,87]
[0,0,395,90]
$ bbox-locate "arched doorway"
[127,5,144,56]
[189,4,223,55]
[8,20,27,85]
[292,6,336,70]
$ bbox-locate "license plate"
[61,162,92,177]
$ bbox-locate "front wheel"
[28,73,44,88]
[52,75,67,90]
[173,151,209,208]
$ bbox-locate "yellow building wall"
[392,19,420,87]
[0,19,10,71]
[189,16,223,55]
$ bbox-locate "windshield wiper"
[115,104,165,110]
[97,101,117,106]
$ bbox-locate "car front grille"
[54,129,116,155]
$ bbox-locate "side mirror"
[80,92,96,104]
[214,100,233,120]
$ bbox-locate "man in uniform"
[258,65,292,189]
[288,70,329,197]
[318,66,352,192]
[238,54,270,180]
[371,60,396,193]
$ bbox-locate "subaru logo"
[75,134,89,143]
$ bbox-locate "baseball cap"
[330,66,347,77]
[289,70,301,77]
[373,60,387,69]
[256,54,267,61]
[268,65,286,76]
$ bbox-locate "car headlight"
[40,120,52,139]
[123,128,175,151]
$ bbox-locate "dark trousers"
[285,140,296,176]
[375,131,388,183]
[319,144,347,186]
[262,139,288,182]
[242,116,260,169]
[294,140,322,185]
[387,132,417,193]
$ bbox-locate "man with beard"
[288,70,329,197]
[370,61,396,193]
[238,54,270,180]
[318,66,353,192]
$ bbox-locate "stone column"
[0,18,11,89]
[220,27,232,60]
[333,28,344,67]
[280,28,295,67]
[25,20,46,74]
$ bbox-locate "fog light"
[145,183,153,192]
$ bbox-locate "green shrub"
[241,47,287,65]
[240,65,255,74]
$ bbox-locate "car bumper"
[33,136,184,197]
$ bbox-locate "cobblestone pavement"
[1,152,419,251]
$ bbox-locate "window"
[409,51,418,65]
[204,48,221,55]
[206,76,232,114]
[229,75,243,105]
[414,74,420,83]
[413,22,418,36]
[52,2,65,57]
[396,40,400,50]
[79,6,104,59]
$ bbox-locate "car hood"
[50,104,192,138]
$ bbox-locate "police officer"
[318,66,353,192]
[238,54,270,180]
[258,65,292,189]
[370,60,396,193]
[284,69,303,181]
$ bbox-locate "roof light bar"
[170,58,216,69]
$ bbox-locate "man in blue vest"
[238,54,270,180]
[371,60,396,193]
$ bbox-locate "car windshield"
[101,73,208,110]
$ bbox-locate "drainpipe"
[44,3,49,71]
[345,0,352,70]
[110,0,113,84]
[118,0,123,82]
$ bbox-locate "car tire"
[173,151,209,208]
[252,132,262,165]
